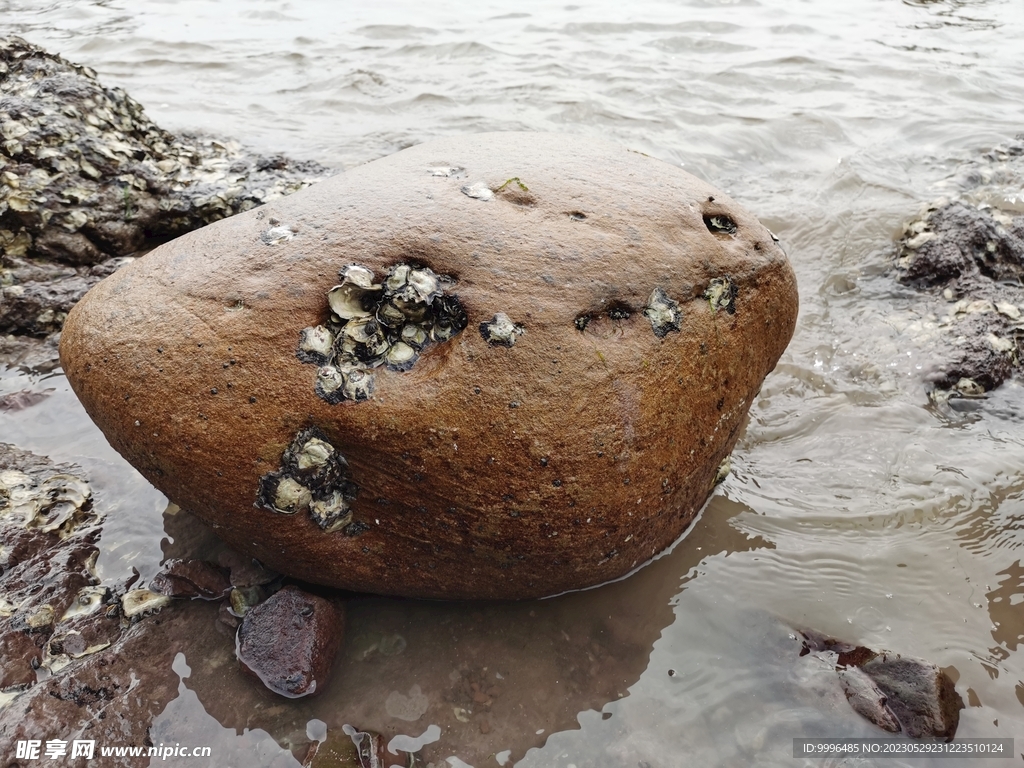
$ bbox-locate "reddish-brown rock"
[236,585,344,698]
[59,132,798,599]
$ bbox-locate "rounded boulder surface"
[59,132,798,600]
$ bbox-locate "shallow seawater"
[4,0,1024,765]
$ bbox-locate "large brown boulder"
[59,132,798,599]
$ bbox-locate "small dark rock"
[798,629,964,740]
[860,654,963,740]
[236,585,344,698]
[0,271,100,335]
[150,558,231,600]
[924,314,1015,393]
[218,602,240,628]
[0,332,62,372]
[218,549,280,588]
[0,388,52,412]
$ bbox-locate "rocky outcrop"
[0,35,331,340]
[894,137,1024,403]
[60,131,798,600]
[0,443,105,694]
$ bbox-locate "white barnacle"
[643,287,682,338]
[341,317,378,344]
[316,365,345,400]
[60,586,109,622]
[342,368,374,401]
[431,321,458,342]
[395,298,430,324]
[955,378,985,397]
[339,264,379,289]
[273,477,312,513]
[121,589,170,619]
[428,166,465,178]
[704,277,737,314]
[298,325,335,363]
[385,341,419,371]
[329,283,381,320]
[404,268,441,304]
[337,336,360,361]
[479,312,524,347]
[328,265,383,320]
[430,295,468,341]
[310,491,353,532]
[385,264,412,294]
[358,328,391,362]
[261,225,295,245]
[375,299,407,329]
[401,324,428,349]
[297,438,334,471]
[24,603,55,629]
[461,182,493,201]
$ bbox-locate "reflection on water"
[146,494,770,766]
[3,0,1024,764]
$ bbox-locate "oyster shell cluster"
[0,463,93,535]
[297,262,468,403]
[257,427,361,534]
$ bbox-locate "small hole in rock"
[704,214,737,235]
[606,302,632,321]
[568,211,586,221]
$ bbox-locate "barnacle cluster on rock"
[297,263,467,403]
[0,455,93,535]
[257,428,361,534]
[575,282,731,338]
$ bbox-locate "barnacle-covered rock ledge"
[59,132,798,600]
[0,35,330,344]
